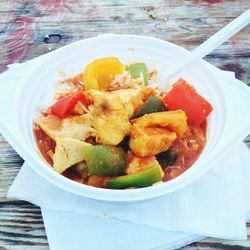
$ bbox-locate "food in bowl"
[33,57,213,189]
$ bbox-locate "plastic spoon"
[164,9,250,83]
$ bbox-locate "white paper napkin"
[7,142,250,250]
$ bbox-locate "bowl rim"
[18,34,227,202]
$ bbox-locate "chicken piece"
[88,90,131,145]
[35,115,90,141]
[132,110,187,137]
[126,153,163,175]
[129,125,177,157]
[53,138,91,173]
[112,89,144,118]
[129,110,187,157]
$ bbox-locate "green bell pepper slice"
[107,165,163,189]
[134,95,165,118]
[86,145,126,177]
[127,63,149,85]
[156,148,178,168]
[53,138,126,176]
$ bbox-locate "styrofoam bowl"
[17,34,227,203]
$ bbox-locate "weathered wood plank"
[0,0,249,81]
[0,201,47,248]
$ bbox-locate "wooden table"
[0,1,249,249]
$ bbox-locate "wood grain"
[0,0,250,249]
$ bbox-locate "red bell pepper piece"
[50,92,90,119]
[163,79,213,126]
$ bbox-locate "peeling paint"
[4,16,35,65]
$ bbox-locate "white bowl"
[17,34,227,203]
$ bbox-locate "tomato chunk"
[50,92,90,119]
[163,79,213,126]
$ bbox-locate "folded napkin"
[1,46,249,249]
[7,142,250,250]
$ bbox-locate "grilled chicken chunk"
[129,125,177,157]
[35,115,90,141]
[88,90,131,145]
[112,89,144,118]
[53,138,90,173]
[129,110,187,157]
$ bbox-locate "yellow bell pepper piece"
[131,110,187,137]
[82,57,124,90]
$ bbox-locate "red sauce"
[33,125,56,165]
[62,167,85,184]
[164,121,207,181]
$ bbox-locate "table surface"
[0,0,250,249]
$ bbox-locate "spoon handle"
[164,9,250,83]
